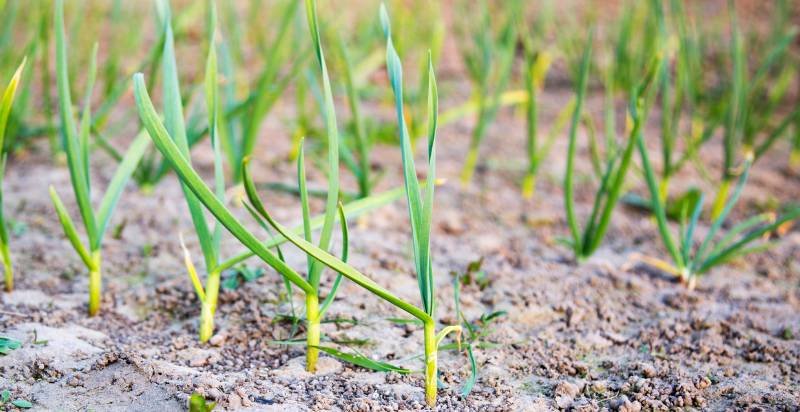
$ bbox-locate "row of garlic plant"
[0,2,796,405]
[1,0,795,311]
[131,0,459,405]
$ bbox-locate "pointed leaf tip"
[379,3,390,37]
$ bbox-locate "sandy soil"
[0,65,799,412]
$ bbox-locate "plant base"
[789,150,800,175]
[2,242,12,292]
[423,322,437,406]
[199,303,215,343]
[709,179,731,221]
[198,271,220,343]
[521,174,536,199]
[460,148,479,186]
[306,295,320,373]
[88,269,101,317]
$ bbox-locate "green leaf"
[706,213,773,258]
[93,131,150,249]
[381,4,437,316]
[55,0,97,247]
[239,168,431,323]
[563,32,593,256]
[235,0,301,181]
[189,393,215,412]
[698,208,800,274]
[78,43,98,191]
[0,58,25,154]
[0,336,21,354]
[216,185,407,274]
[318,203,348,316]
[0,59,25,256]
[386,317,423,326]
[335,31,370,197]
[461,344,477,397]
[1,389,9,403]
[636,128,683,270]
[159,1,216,271]
[11,399,32,408]
[313,345,411,374]
[303,0,340,292]
[134,74,313,296]
[692,160,753,271]
[297,141,313,275]
[682,192,705,265]
[221,266,265,290]
[205,0,225,254]
[48,186,93,269]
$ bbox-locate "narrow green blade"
[49,186,93,269]
[93,131,150,248]
[318,203,348,317]
[134,73,313,295]
[240,166,430,323]
[159,2,216,270]
[304,0,340,291]
[78,43,98,192]
[381,3,428,312]
[698,208,800,273]
[55,0,97,247]
[313,345,411,374]
[563,32,592,256]
[205,0,225,254]
[0,59,25,153]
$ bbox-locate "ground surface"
[0,56,799,412]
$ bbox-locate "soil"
[0,79,798,412]
[2,7,800,410]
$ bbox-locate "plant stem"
[522,174,537,199]
[524,62,538,199]
[789,148,800,174]
[680,267,691,287]
[658,176,670,203]
[88,251,102,317]
[305,293,320,373]
[199,269,220,343]
[423,321,437,406]
[1,242,11,292]
[710,178,731,221]
[460,145,479,186]
[686,275,697,291]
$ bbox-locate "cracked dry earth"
[0,85,799,412]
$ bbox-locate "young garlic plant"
[0,6,53,156]
[637,140,800,289]
[136,67,379,369]
[156,0,228,343]
[711,3,799,219]
[630,0,706,204]
[563,32,662,262]
[242,3,459,404]
[380,6,461,402]
[135,0,405,360]
[135,1,459,403]
[516,1,562,199]
[333,32,372,199]
[211,0,303,185]
[50,0,150,316]
[144,0,391,345]
[517,19,576,199]
[0,59,25,291]
[457,0,519,186]
[273,0,347,370]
